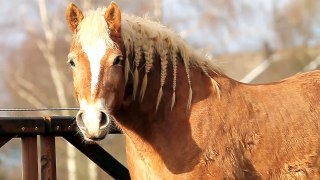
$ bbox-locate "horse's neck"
[116,55,221,133]
[115,57,234,173]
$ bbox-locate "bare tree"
[273,0,316,48]
[37,1,78,180]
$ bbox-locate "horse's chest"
[125,142,162,179]
[128,155,163,180]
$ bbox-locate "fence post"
[22,136,38,180]
[40,135,56,180]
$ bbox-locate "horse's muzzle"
[76,109,110,141]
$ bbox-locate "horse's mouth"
[89,135,107,141]
[76,111,113,143]
[78,126,109,143]
[83,133,107,143]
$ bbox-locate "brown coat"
[118,66,320,179]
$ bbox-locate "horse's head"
[66,2,125,142]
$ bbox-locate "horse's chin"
[83,133,107,144]
[77,114,113,143]
[79,126,109,143]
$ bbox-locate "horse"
[65,2,320,179]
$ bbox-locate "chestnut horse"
[66,2,320,179]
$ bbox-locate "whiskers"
[74,126,87,144]
[109,117,123,134]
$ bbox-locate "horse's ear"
[66,3,84,33]
[105,2,121,34]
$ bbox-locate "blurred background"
[0,0,319,179]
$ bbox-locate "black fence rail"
[0,116,130,180]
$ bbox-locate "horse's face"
[66,3,124,141]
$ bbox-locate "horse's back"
[245,70,320,179]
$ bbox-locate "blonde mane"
[77,8,221,110]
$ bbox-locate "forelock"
[77,8,116,49]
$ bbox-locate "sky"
[1,0,318,54]
[162,0,315,54]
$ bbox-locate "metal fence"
[0,116,130,180]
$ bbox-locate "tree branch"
[37,0,69,111]
[241,55,278,83]
[303,56,320,72]
[8,80,45,108]
[37,2,75,180]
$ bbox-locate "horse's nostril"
[76,111,85,127]
[100,111,108,127]
[78,112,83,119]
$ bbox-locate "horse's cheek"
[109,68,124,93]
[109,70,125,109]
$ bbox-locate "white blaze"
[82,39,107,96]
[76,8,115,97]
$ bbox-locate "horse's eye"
[67,59,75,67]
[113,56,124,66]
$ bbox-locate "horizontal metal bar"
[0,117,45,135]
[0,116,122,135]
[43,116,78,135]
[0,108,79,111]
[64,134,130,180]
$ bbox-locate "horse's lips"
[82,132,107,143]
[88,135,107,141]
